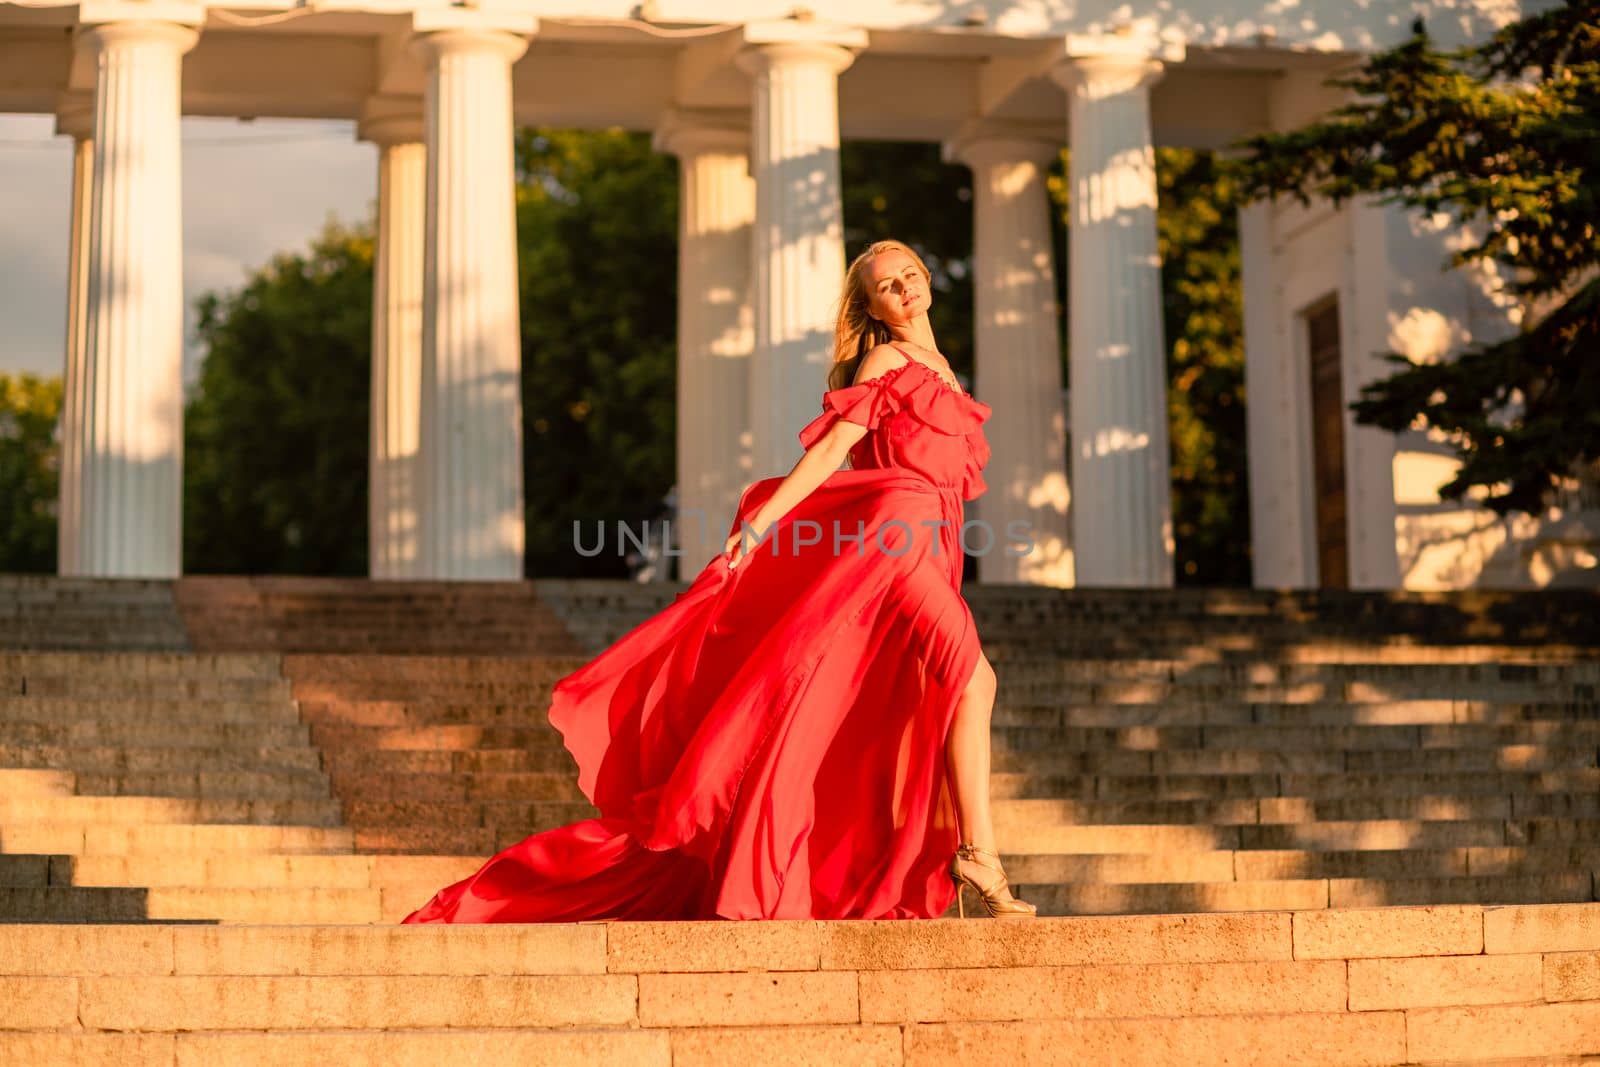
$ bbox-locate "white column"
[410,28,529,580]
[1343,197,1402,589]
[1051,43,1177,588]
[63,21,198,577]
[653,111,755,570]
[735,22,865,479]
[359,104,426,579]
[55,97,94,576]
[946,126,1073,587]
[1239,198,1317,589]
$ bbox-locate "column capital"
[410,7,537,37]
[942,120,1061,169]
[408,20,533,68]
[734,19,865,78]
[358,96,425,147]
[54,90,94,140]
[76,0,204,29]
[1049,34,1183,97]
[76,17,199,56]
[653,108,748,158]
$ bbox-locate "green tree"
[184,222,374,574]
[1157,148,1250,585]
[0,373,61,573]
[1232,4,1600,514]
[515,129,680,577]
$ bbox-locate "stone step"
[988,765,1600,798]
[324,764,1600,806]
[283,654,582,683]
[0,901,1592,970]
[991,742,1600,775]
[997,681,1594,704]
[981,788,1600,823]
[308,731,1600,776]
[0,744,326,774]
[0,822,354,855]
[350,826,502,854]
[25,770,334,800]
[996,701,1600,727]
[321,747,580,776]
[14,677,293,701]
[0,795,342,826]
[0,885,381,923]
[305,723,564,751]
[0,697,304,726]
[1007,844,1600,883]
[998,722,1600,749]
[283,654,1600,684]
[0,632,186,653]
[1010,661,1600,682]
[302,717,1600,759]
[297,697,1600,731]
[299,700,571,728]
[0,720,311,748]
[0,905,1596,1064]
[322,768,1600,822]
[325,770,588,803]
[0,768,74,795]
[287,677,1599,705]
[989,642,1600,664]
[0,853,480,891]
[0,653,281,679]
[337,819,1600,857]
[9,1032,1577,1066]
[314,748,1600,799]
[338,799,596,828]
[992,813,1600,853]
[356,757,1600,812]
[292,680,562,703]
[1017,871,1598,915]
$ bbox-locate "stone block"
[1293,905,1483,959]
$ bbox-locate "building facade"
[2,0,1588,589]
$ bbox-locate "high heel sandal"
[948,843,1037,919]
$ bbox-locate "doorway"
[1304,297,1349,588]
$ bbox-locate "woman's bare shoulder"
[852,343,911,386]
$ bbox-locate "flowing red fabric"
[401,356,994,922]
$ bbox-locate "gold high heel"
[949,843,1037,919]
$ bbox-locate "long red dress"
[401,355,993,922]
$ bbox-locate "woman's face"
[864,249,930,327]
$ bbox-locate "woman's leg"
[944,651,1022,900]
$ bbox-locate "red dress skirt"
[401,357,994,921]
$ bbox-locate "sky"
[0,114,377,387]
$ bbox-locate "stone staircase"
[287,654,594,861]
[0,577,187,651]
[270,650,1600,919]
[2,904,1599,1064]
[2,577,1599,1062]
[176,575,587,655]
[0,652,490,923]
[0,580,1597,923]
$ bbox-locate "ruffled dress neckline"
[878,351,967,398]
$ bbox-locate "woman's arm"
[725,346,906,565]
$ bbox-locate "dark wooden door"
[1306,299,1349,589]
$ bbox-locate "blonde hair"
[827,239,933,391]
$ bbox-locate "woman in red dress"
[402,239,1034,923]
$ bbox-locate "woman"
[402,239,1033,923]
